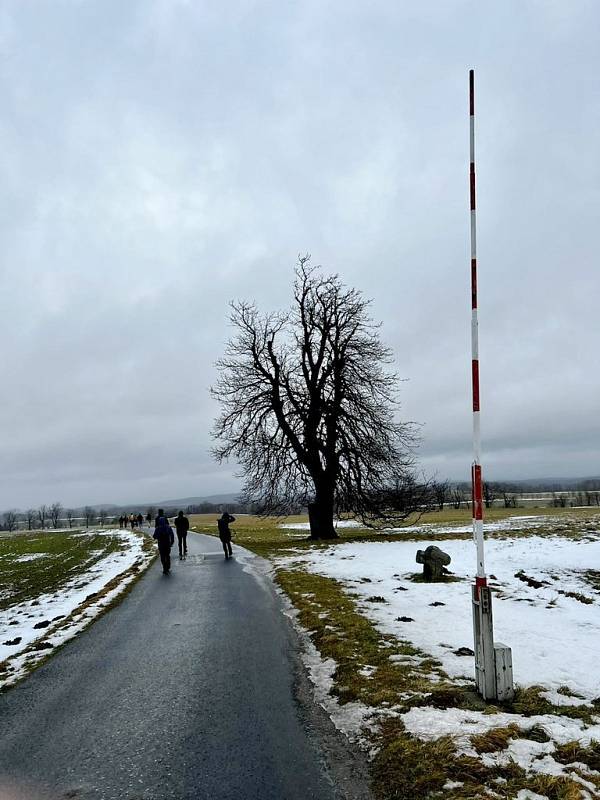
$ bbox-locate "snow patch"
[400,706,600,750]
[13,553,49,563]
[279,519,365,530]
[540,689,593,707]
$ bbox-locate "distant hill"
[19,494,243,516]
[154,493,241,507]
[76,493,241,513]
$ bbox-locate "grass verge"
[276,568,600,799]
[0,532,156,692]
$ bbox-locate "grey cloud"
[1,0,599,509]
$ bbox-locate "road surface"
[0,533,369,800]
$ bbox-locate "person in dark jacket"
[153,510,175,575]
[174,511,190,560]
[217,513,235,559]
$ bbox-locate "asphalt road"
[0,533,369,800]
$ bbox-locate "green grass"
[371,717,597,800]
[554,740,600,772]
[276,569,453,706]
[0,530,129,610]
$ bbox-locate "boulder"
[416,545,451,581]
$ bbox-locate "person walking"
[137,513,144,528]
[174,511,189,560]
[217,512,235,560]
[153,510,175,575]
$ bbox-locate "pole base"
[472,584,513,701]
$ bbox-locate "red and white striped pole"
[468,70,513,702]
[469,69,486,585]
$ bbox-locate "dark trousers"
[158,544,171,573]
[220,536,232,558]
[177,532,187,557]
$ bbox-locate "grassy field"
[0,527,156,691]
[0,529,130,610]
[189,505,600,559]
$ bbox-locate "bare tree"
[212,258,420,539]
[551,492,567,509]
[66,509,75,528]
[451,486,467,509]
[483,482,498,510]
[98,509,108,526]
[2,510,19,532]
[26,509,36,531]
[433,480,450,512]
[83,506,95,528]
[381,474,435,517]
[37,504,48,530]
[501,488,518,508]
[50,502,63,529]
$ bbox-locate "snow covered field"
[278,534,600,699]
[0,528,154,689]
[275,517,600,792]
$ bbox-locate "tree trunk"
[307,486,338,539]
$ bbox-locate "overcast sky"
[1,0,599,510]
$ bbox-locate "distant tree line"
[0,502,152,532]
[2,476,600,533]
[425,479,600,513]
[0,500,252,532]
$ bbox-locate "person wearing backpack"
[217,513,235,559]
[153,510,175,575]
[174,511,190,560]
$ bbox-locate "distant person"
[174,511,190,560]
[118,515,124,529]
[137,513,144,528]
[130,514,136,530]
[217,513,235,560]
[146,512,152,526]
[153,509,175,575]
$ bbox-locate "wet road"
[0,533,360,800]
